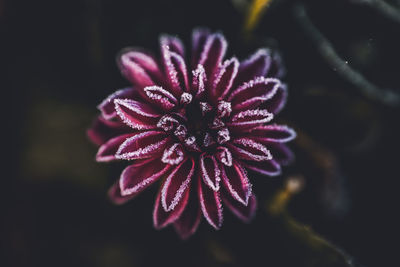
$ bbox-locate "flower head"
[88,28,296,239]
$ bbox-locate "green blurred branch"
[293,3,400,107]
[351,0,400,24]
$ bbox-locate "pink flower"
[88,28,296,239]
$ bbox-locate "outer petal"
[242,159,281,176]
[248,124,296,143]
[220,161,252,206]
[161,158,195,211]
[108,181,137,205]
[161,42,189,96]
[198,33,227,81]
[211,57,239,100]
[173,191,201,240]
[160,34,185,56]
[228,77,281,111]
[227,138,272,162]
[117,50,163,90]
[200,153,222,191]
[198,175,223,229]
[235,48,272,87]
[191,28,211,68]
[266,142,295,166]
[114,98,161,129]
[228,109,274,131]
[96,134,133,162]
[222,191,257,223]
[87,116,131,146]
[97,87,138,120]
[259,83,288,115]
[115,131,169,160]
[119,159,170,196]
[153,185,190,229]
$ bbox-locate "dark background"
[2,0,400,266]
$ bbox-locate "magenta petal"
[228,109,274,131]
[191,64,206,98]
[161,158,195,212]
[198,175,223,229]
[108,182,137,205]
[191,28,211,68]
[173,191,201,240]
[221,161,252,206]
[235,49,272,87]
[118,50,162,90]
[198,33,227,80]
[222,191,257,223]
[96,134,133,162]
[144,85,178,111]
[153,186,190,229]
[161,44,189,96]
[267,143,295,165]
[116,131,169,160]
[242,159,281,176]
[259,83,288,115]
[228,77,281,111]
[211,57,239,100]
[215,146,233,166]
[114,98,161,129]
[161,143,185,165]
[268,51,286,78]
[160,35,185,56]
[228,138,272,162]
[200,153,222,191]
[98,88,138,120]
[87,116,131,146]
[249,124,296,143]
[119,159,170,196]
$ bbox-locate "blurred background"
[2,0,400,266]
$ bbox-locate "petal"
[235,48,272,87]
[161,143,185,165]
[222,191,257,223]
[144,85,178,111]
[242,159,281,176]
[191,64,206,98]
[161,43,189,96]
[160,35,185,56]
[200,153,222,191]
[268,51,286,78]
[215,146,233,166]
[228,138,272,162]
[198,175,223,229]
[116,131,169,160]
[267,143,295,165]
[248,124,296,143]
[221,161,252,206]
[153,185,190,229]
[173,191,201,240]
[119,159,170,196]
[211,57,239,100]
[228,109,274,131]
[114,98,161,129]
[228,77,281,111]
[161,158,195,211]
[108,182,136,205]
[117,50,163,90]
[97,87,138,120]
[191,28,211,68]
[259,83,288,115]
[198,33,227,80]
[96,134,133,162]
[87,116,131,146]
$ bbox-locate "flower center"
[157,97,233,153]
